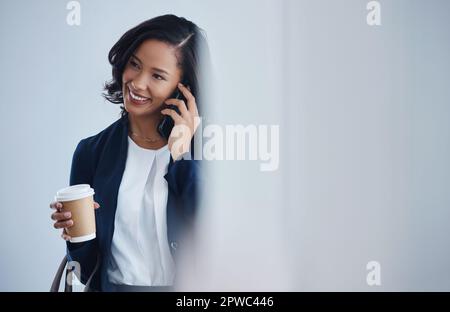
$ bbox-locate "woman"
[49,14,208,291]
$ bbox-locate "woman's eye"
[153,74,164,81]
[130,60,139,69]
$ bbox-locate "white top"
[107,136,176,286]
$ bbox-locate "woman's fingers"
[53,219,73,229]
[177,83,199,117]
[51,211,72,221]
[51,202,98,220]
[161,108,184,124]
[50,201,63,211]
[51,200,98,241]
[51,201,99,211]
[61,229,71,241]
[164,98,190,120]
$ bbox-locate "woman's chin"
[125,102,161,116]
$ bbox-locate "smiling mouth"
[127,84,151,104]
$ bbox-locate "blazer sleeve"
[65,138,99,285]
[164,158,201,222]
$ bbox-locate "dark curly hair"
[102,14,210,118]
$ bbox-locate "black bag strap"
[50,256,68,292]
[50,253,101,292]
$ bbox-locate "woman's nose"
[130,81,142,91]
[132,74,149,91]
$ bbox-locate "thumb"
[94,202,101,209]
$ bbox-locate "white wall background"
[281,0,450,291]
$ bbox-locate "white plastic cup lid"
[55,184,95,202]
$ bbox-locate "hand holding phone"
[157,81,189,140]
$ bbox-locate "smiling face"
[122,39,182,117]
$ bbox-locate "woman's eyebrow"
[131,54,169,76]
[131,54,142,64]
[151,67,169,75]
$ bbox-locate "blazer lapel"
[93,115,129,254]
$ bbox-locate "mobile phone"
[157,81,189,140]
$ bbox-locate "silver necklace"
[129,130,162,143]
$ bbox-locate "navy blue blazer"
[65,113,200,291]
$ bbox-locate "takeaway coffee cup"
[54,184,96,243]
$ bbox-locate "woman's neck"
[127,113,168,149]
